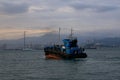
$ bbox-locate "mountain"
[0,32,64,49]
[95,37,120,47]
[0,32,120,49]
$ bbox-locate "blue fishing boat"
[44,28,87,59]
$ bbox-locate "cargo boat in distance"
[44,29,87,59]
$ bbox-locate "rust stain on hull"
[45,54,61,60]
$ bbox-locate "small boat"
[44,28,87,59]
[22,31,33,51]
[23,48,33,51]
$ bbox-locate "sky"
[0,0,120,40]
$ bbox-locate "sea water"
[0,48,120,80]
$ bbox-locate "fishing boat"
[44,28,87,59]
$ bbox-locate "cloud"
[56,6,75,13]
[0,1,30,15]
[70,2,120,13]
[0,0,120,39]
[28,6,54,13]
[0,28,54,40]
[94,5,119,13]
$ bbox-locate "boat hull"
[45,51,87,60]
[45,54,62,60]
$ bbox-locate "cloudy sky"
[0,0,120,39]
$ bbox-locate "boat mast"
[24,31,26,49]
[59,28,61,43]
[69,28,73,39]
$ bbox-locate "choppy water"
[0,48,120,80]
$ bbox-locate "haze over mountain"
[0,31,120,49]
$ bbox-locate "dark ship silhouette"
[44,29,87,59]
